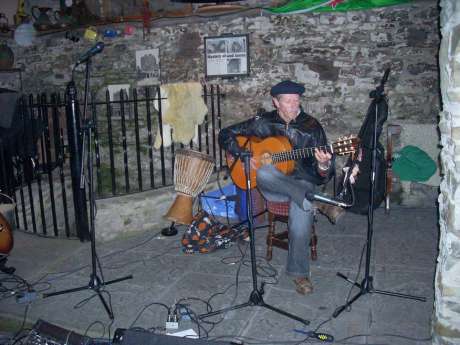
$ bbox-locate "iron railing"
[0,84,224,238]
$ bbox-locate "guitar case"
[337,92,388,215]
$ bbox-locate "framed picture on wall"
[204,34,249,78]
[136,48,160,85]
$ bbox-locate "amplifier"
[26,319,93,345]
[113,329,234,345]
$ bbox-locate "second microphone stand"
[199,153,310,325]
[43,59,133,319]
[333,69,426,318]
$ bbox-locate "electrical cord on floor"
[82,318,114,342]
[129,302,170,329]
[176,296,218,335]
[336,333,432,343]
[106,317,115,341]
[6,333,28,345]
[83,320,106,338]
[30,229,165,284]
[0,272,46,301]
[174,234,277,338]
[8,304,30,345]
[101,242,181,270]
[178,304,209,339]
[73,292,99,310]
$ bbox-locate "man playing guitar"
[219,80,344,295]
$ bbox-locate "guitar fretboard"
[271,144,333,163]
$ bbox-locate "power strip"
[165,314,179,330]
[16,291,37,304]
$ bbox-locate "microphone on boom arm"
[76,42,105,65]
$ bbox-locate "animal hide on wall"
[154,82,207,148]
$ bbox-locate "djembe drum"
[164,149,215,225]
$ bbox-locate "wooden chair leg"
[266,212,275,261]
[310,223,317,261]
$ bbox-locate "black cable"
[240,256,278,283]
[129,302,170,328]
[107,317,115,341]
[32,229,164,283]
[0,272,51,303]
[228,239,249,309]
[73,292,98,310]
[84,320,105,338]
[12,303,30,341]
[176,295,234,336]
[183,305,208,339]
[7,334,28,345]
[336,333,432,343]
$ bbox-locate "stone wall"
[0,1,441,240]
[2,0,439,142]
[434,1,460,344]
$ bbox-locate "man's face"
[273,94,301,122]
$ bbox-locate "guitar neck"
[271,144,333,163]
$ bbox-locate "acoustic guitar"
[0,212,13,255]
[227,135,359,190]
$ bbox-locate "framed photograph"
[136,48,160,85]
[204,34,249,78]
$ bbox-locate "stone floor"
[0,205,437,345]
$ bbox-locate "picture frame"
[204,34,249,78]
[135,48,160,85]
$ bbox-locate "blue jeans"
[256,164,315,278]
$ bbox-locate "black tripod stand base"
[161,223,178,236]
[43,274,133,319]
[199,289,310,325]
[334,272,426,318]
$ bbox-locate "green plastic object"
[392,145,437,182]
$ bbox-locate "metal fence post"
[65,81,90,241]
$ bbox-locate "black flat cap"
[270,80,305,97]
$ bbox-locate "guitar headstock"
[332,135,360,156]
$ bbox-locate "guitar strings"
[271,144,332,163]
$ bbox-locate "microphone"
[77,42,105,64]
[305,192,351,208]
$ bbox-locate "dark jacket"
[218,109,334,185]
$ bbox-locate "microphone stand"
[333,69,426,318]
[43,58,133,320]
[199,152,310,325]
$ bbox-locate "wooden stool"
[265,200,318,261]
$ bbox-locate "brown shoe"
[316,203,346,224]
[293,277,313,295]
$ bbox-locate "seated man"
[219,80,343,295]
